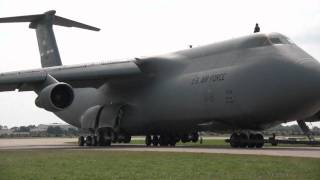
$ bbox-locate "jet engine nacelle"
[35,82,74,112]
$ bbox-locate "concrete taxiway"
[0,138,319,158]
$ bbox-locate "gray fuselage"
[55,33,320,135]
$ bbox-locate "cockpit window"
[269,34,294,45]
[269,37,282,44]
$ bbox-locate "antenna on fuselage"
[0,10,100,67]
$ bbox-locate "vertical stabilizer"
[31,11,62,67]
[0,10,100,67]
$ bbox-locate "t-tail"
[0,10,100,67]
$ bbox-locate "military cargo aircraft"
[0,11,319,148]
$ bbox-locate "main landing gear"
[145,135,178,147]
[78,133,131,147]
[145,133,199,147]
[78,135,103,146]
[229,132,264,148]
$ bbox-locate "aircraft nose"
[288,58,320,116]
[295,58,320,86]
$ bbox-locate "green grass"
[0,150,319,180]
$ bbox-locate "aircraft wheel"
[230,133,239,148]
[105,139,112,146]
[152,135,159,146]
[112,134,118,143]
[159,135,169,146]
[92,136,98,146]
[117,138,124,143]
[191,132,199,143]
[78,136,85,146]
[97,135,105,146]
[169,136,176,147]
[239,133,248,148]
[145,135,152,146]
[247,134,256,148]
[85,136,92,146]
[255,134,264,148]
[175,136,181,143]
[181,134,189,143]
[124,135,131,143]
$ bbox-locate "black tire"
[191,132,199,143]
[78,136,85,146]
[175,136,181,143]
[247,134,256,148]
[255,134,264,148]
[105,139,111,146]
[239,133,248,148]
[97,135,105,146]
[159,135,169,146]
[92,136,98,146]
[169,136,176,147]
[230,133,239,148]
[181,134,189,143]
[112,134,118,143]
[152,135,159,146]
[85,136,92,146]
[145,135,152,146]
[124,135,131,143]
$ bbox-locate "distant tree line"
[11,125,36,132]
[0,125,79,138]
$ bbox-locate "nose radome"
[290,59,320,117]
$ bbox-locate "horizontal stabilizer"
[53,16,100,31]
[0,14,42,23]
[0,10,100,31]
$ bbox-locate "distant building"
[11,132,30,137]
[30,123,77,136]
[0,128,13,136]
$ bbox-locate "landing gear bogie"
[144,132,200,147]
[229,132,264,148]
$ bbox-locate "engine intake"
[35,83,74,112]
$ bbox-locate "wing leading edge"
[0,61,141,92]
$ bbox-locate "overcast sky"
[0,0,320,128]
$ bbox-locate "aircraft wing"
[0,61,141,91]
